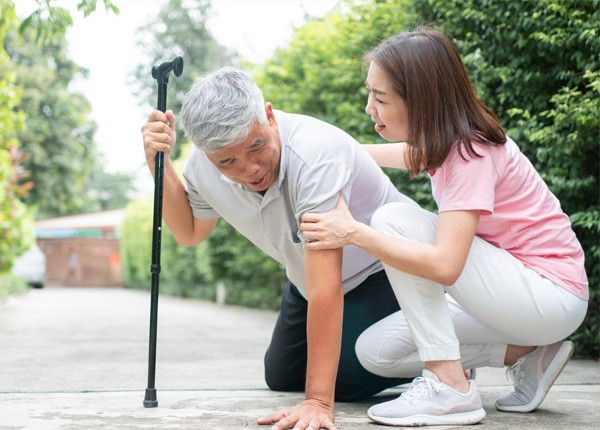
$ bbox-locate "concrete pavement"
[0,286,598,429]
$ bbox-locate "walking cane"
[143,56,184,408]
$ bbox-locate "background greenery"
[0,272,27,299]
[2,0,597,358]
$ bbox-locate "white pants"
[356,203,588,378]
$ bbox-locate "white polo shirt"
[183,110,416,298]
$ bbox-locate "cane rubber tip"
[143,399,158,408]
[144,388,158,408]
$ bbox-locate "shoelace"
[506,357,526,386]
[402,376,444,401]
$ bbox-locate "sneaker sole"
[367,408,487,427]
[496,341,574,413]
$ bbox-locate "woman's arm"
[301,198,479,286]
[363,142,408,169]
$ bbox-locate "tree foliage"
[86,167,136,212]
[131,0,237,158]
[0,0,32,271]
[5,0,133,219]
[4,24,98,218]
[1,0,121,277]
[19,0,118,44]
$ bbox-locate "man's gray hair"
[180,67,268,152]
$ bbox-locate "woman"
[300,27,588,427]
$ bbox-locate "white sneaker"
[367,369,486,427]
[496,340,574,413]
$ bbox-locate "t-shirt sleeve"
[436,147,497,214]
[294,160,353,242]
[182,156,220,220]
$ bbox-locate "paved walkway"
[0,287,598,429]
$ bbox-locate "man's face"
[206,104,281,193]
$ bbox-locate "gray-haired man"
[141,67,416,430]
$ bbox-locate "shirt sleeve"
[435,146,497,214]
[182,154,220,220]
[294,160,353,242]
[184,177,220,219]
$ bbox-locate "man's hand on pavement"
[256,399,337,430]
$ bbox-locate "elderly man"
[141,67,416,430]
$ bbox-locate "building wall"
[38,237,122,287]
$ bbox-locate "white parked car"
[12,244,47,288]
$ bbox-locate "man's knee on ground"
[264,370,304,393]
[264,353,305,392]
[334,379,372,402]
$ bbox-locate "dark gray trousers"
[263,270,413,402]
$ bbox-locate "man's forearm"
[304,248,344,407]
[305,288,343,405]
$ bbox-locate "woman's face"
[364,61,409,142]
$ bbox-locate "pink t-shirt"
[429,137,588,300]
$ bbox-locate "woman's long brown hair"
[366,26,506,177]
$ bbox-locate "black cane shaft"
[144,152,164,407]
[157,82,168,113]
[144,56,182,409]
